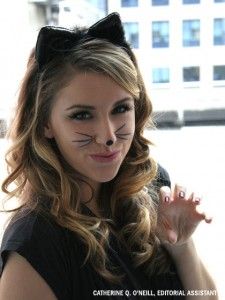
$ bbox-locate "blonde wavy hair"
[1,38,165,282]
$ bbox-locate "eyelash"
[68,104,134,121]
[113,104,134,115]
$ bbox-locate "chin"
[97,176,117,183]
[93,171,118,183]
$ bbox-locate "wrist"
[162,238,195,259]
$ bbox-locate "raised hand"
[157,184,212,246]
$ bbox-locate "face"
[45,72,135,192]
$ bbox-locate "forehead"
[54,71,132,108]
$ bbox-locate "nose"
[95,118,117,146]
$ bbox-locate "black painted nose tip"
[106,140,113,146]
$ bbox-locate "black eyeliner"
[68,111,92,120]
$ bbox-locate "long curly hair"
[1,38,163,282]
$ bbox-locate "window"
[183,20,200,46]
[213,66,225,80]
[214,19,225,45]
[152,21,169,48]
[183,0,200,4]
[63,6,71,12]
[152,68,170,83]
[214,0,225,2]
[123,22,139,48]
[86,0,107,10]
[152,0,169,5]
[183,67,200,82]
[121,0,138,6]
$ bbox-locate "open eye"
[69,111,92,120]
[113,104,134,114]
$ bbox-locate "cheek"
[52,119,82,140]
[120,115,135,150]
[126,112,135,135]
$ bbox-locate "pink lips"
[90,151,120,163]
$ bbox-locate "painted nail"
[194,197,200,204]
[179,191,185,198]
[164,196,170,203]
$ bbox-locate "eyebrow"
[65,97,134,111]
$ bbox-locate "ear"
[88,12,126,46]
[44,123,54,139]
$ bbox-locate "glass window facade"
[86,0,107,10]
[183,20,200,46]
[183,0,200,4]
[123,22,139,48]
[121,0,138,7]
[152,68,170,83]
[214,18,225,45]
[152,0,169,5]
[183,67,200,82]
[152,21,169,47]
[213,66,225,80]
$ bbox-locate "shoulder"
[151,163,171,191]
[0,251,57,300]
[0,209,77,299]
[157,164,171,187]
[1,209,66,264]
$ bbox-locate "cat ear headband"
[35,12,132,70]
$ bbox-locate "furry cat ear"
[35,26,85,69]
[87,12,127,47]
[35,12,131,70]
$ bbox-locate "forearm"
[164,238,218,300]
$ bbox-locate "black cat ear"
[35,12,130,70]
[88,12,127,46]
[35,26,85,68]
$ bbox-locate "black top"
[0,166,184,299]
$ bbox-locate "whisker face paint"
[72,123,132,147]
[115,123,132,141]
[72,132,94,148]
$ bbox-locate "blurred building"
[1,0,224,131]
[58,0,107,27]
[108,0,225,126]
[29,0,60,26]
[30,0,108,27]
[0,0,107,136]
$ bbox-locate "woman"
[0,13,217,299]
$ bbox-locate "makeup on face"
[66,96,135,150]
[46,72,136,183]
[89,151,120,163]
[72,123,133,148]
[66,98,134,121]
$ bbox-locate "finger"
[205,217,212,224]
[189,192,201,205]
[174,184,187,200]
[194,197,201,205]
[195,206,213,223]
[201,213,213,224]
[204,214,213,224]
[159,186,172,204]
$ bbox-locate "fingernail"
[205,216,212,223]
[194,197,200,204]
[179,191,185,198]
[164,196,170,203]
